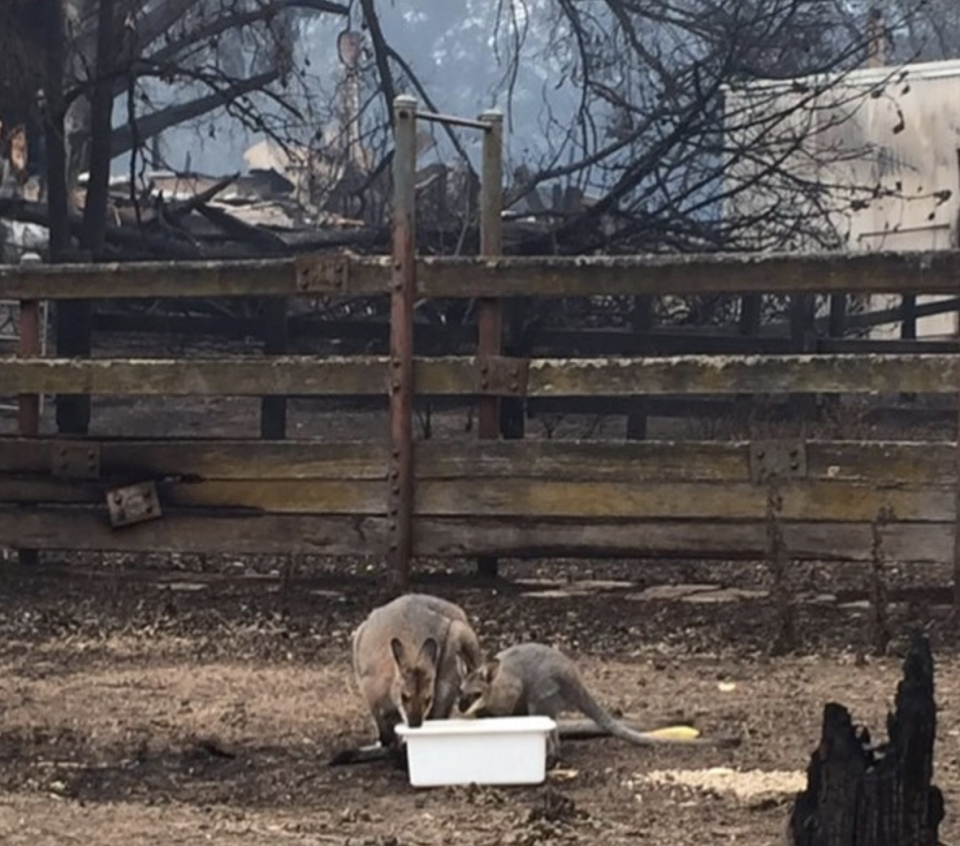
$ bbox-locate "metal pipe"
[417,110,492,131]
[388,94,418,591]
[476,109,504,580]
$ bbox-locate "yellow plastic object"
[645,725,701,742]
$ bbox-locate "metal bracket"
[106,481,162,528]
[476,356,529,396]
[749,440,807,485]
[51,441,101,480]
[294,254,350,294]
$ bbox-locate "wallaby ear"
[455,653,470,679]
[484,658,501,683]
[419,637,439,667]
[389,637,406,668]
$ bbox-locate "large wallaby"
[331,593,482,765]
[458,642,730,763]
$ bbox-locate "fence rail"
[2,94,960,641]
[1,249,959,300]
[2,353,958,397]
[0,437,955,559]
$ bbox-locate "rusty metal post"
[17,253,42,566]
[388,95,418,592]
[476,109,504,580]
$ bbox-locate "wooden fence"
[1,96,959,640]
[1,250,957,567]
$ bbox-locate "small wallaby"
[339,593,482,762]
[458,643,729,762]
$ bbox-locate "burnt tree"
[787,633,944,846]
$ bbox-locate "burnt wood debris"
[787,633,944,846]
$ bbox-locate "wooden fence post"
[626,296,653,440]
[388,95,418,592]
[55,297,92,434]
[16,253,42,567]
[260,298,288,438]
[476,108,504,580]
[790,293,817,423]
[900,294,918,402]
[737,294,761,426]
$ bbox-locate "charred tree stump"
[787,634,944,846]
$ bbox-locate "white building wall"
[725,58,960,339]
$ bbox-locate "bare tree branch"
[109,69,280,156]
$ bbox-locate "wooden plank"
[0,478,388,514]
[260,299,289,438]
[0,508,388,555]
[412,480,952,522]
[524,355,960,397]
[0,507,950,562]
[416,518,954,563]
[0,438,955,485]
[2,249,958,301]
[1,475,951,522]
[0,438,390,479]
[413,250,960,299]
[0,256,373,300]
[2,354,958,397]
[818,338,960,354]
[0,356,395,396]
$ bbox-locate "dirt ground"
[1,558,960,846]
[3,330,960,844]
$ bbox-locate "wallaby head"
[458,657,502,716]
[389,636,439,728]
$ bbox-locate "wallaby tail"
[570,682,712,747]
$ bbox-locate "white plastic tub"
[395,716,558,787]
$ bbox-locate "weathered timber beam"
[1,477,952,522]
[0,249,957,300]
[416,518,954,562]
[0,438,955,485]
[0,255,367,300]
[2,354,957,396]
[524,354,960,396]
[413,250,959,297]
[0,508,951,562]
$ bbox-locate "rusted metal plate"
[51,440,101,480]
[294,254,350,294]
[477,356,529,396]
[106,481,162,528]
[749,440,807,485]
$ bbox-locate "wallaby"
[331,593,482,766]
[458,643,731,763]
